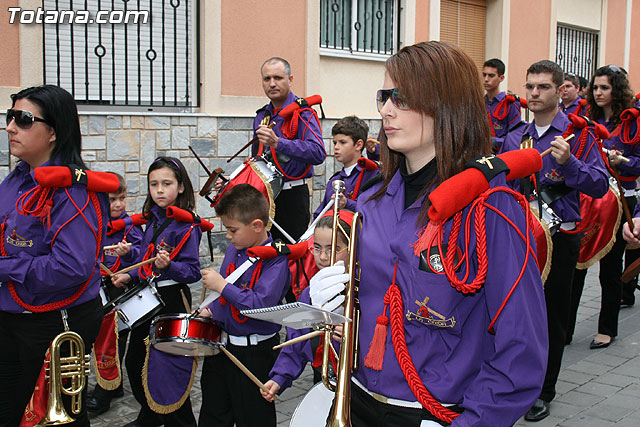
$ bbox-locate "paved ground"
[88,265,640,426]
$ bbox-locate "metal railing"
[43,0,199,109]
[320,0,400,55]
[556,25,598,81]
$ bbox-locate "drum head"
[289,382,334,427]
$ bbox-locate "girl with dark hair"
[0,85,113,425]
[573,65,640,348]
[309,42,547,426]
[112,156,201,427]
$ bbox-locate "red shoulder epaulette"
[357,157,379,171]
[34,166,119,192]
[619,107,640,145]
[428,149,542,222]
[280,95,323,118]
[247,241,308,260]
[166,206,214,231]
[566,113,609,140]
[505,92,526,108]
[108,213,147,233]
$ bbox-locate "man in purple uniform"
[559,73,583,115]
[253,57,326,245]
[483,58,522,139]
[501,60,608,422]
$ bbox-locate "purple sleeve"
[164,225,203,284]
[276,109,326,165]
[120,224,144,265]
[269,289,315,393]
[220,255,290,310]
[561,129,608,198]
[0,186,102,292]
[452,188,548,425]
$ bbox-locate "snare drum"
[111,281,165,331]
[150,313,223,357]
[213,157,284,210]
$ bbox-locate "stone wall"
[0,112,381,269]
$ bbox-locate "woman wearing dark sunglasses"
[307,42,547,426]
[568,65,640,350]
[0,85,109,426]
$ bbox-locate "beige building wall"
[628,1,640,92]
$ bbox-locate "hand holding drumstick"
[540,134,574,159]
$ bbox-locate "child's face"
[221,215,262,250]
[333,134,362,167]
[108,191,127,218]
[312,226,349,270]
[148,167,184,209]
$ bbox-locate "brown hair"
[108,172,127,194]
[215,184,270,226]
[370,41,492,224]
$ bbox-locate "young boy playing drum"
[198,184,291,427]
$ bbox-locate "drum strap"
[139,218,174,279]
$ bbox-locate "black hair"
[483,58,506,76]
[11,85,86,169]
[586,65,634,129]
[142,157,195,217]
[332,115,369,147]
[215,184,270,226]
[107,172,127,194]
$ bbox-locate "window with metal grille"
[320,0,400,56]
[43,0,199,109]
[556,25,598,80]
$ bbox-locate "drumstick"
[99,263,114,276]
[227,122,276,163]
[218,345,276,400]
[111,256,158,276]
[540,134,575,158]
[180,289,191,312]
[103,242,132,251]
[189,145,213,175]
[602,147,631,163]
[196,257,257,312]
[272,329,324,350]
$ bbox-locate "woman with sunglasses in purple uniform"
[309,42,548,426]
[0,85,111,426]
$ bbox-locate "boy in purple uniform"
[483,58,522,139]
[199,184,290,427]
[310,42,548,427]
[87,172,144,415]
[314,115,379,218]
[500,60,608,422]
[253,57,325,244]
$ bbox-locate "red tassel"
[40,199,53,229]
[364,312,389,371]
[411,221,441,257]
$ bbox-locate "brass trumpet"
[323,180,361,426]
[37,330,90,426]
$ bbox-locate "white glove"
[309,261,349,312]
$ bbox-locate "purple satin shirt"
[128,205,202,285]
[209,234,290,336]
[485,92,522,138]
[252,91,325,181]
[103,212,144,271]
[353,170,548,426]
[501,111,608,222]
[559,96,582,115]
[0,160,110,313]
[313,163,379,218]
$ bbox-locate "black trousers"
[568,195,640,341]
[271,184,310,243]
[540,232,581,402]
[350,381,462,427]
[198,334,279,427]
[0,297,103,427]
[125,283,196,427]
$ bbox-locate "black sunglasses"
[6,109,50,130]
[376,88,409,112]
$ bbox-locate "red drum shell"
[151,313,222,357]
